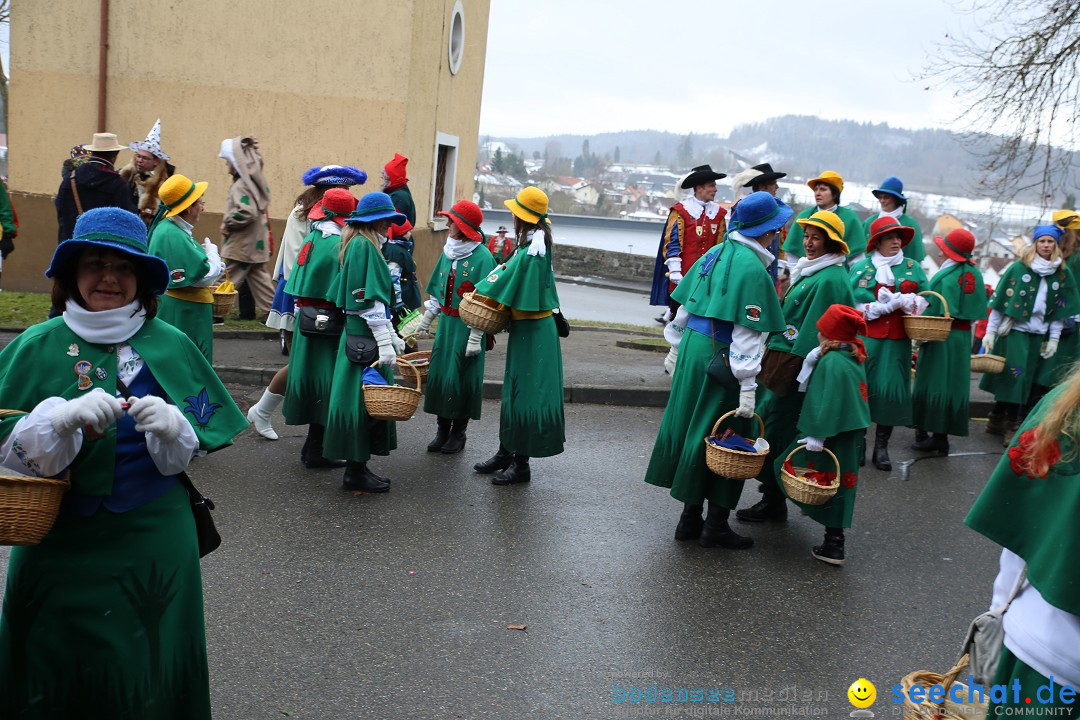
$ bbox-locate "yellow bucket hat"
[796,210,849,255]
[806,170,844,194]
[1052,209,1080,230]
[159,174,208,217]
[504,186,550,225]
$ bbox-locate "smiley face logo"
[847,678,876,709]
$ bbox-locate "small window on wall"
[448,1,465,75]
[432,132,459,226]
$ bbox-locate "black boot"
[911,432,949,455]
[913,429,930,444]
[812,528,845,566]
[985,404,1006,436]
[474,444,513,474]
[871,425,893,471]
[859,429,867,467]
[237,281,255,321]
[300,430,313,465]
[736,481,787,523]
[427,417,452,452]
[303,424,347,469]
[492,455,531,485]
[699,503,753,549]
[674,504,704,541]
[441,418,469,454]
[341,462,391,493]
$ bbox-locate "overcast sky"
[479,0,984,138]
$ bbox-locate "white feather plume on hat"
[731,167,764,203]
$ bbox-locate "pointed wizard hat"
[129,118,170,162]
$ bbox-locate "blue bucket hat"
[729,192,794,238]
[1032,224,1064,243]
[346,192,406,225]
[872,176,907,203]
[301,164,368,187]
[47,207,170,294]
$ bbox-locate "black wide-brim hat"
[681,164,727,189]
[749,162,786,186]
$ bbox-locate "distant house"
[571,181,600,206]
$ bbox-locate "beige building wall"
[7,0,489,292]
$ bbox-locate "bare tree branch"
[921,0,1080,206]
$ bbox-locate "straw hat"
[84,132,125,153]
[504,186,549,225]
[158,174,208,218]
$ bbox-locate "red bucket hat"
[308,188,358,227]
[866,216,915,253]
[438,200,485,243]
[934,227,976,264]
[387,217,414,240]
[817,304,868,362]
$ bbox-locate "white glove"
[663,347,678,375]
[663,321,685,348]
[888,294,906,312]
[982,332,997,354]
[465,328,483,357]
[735,389,756,418]
[668,270,683,284]
[371,324,398,367]
[876,287,897,304]
[1041,339,1059,359]
[417,307,438,336]
[127,395,184,442]
[998,316,1014,337]
[49,388,125,437]
[800,436,825,453]
[391,332,406,355]
[863,302,891,321]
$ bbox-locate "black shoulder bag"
[297,305,345,338]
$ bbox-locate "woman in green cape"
[282,188,358,469]
[980,224,1080,446]
[323,192,406,492]
[0,208,247,718]
[737,210,855,525]
[848,216,929,471]
[964,363,1080,717]
[781,170,865,264]
[645,192,789,549]
[910,228,988,455]
[775,304,871,566]
[415,200,496,454]
[860,176,925,262]
[148,174,225,362]
[471,186,565,486]
[1035,210,1080,387]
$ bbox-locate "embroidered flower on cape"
[859,381,869,402]
[183,387,221,428]
[1007,429,1061,479]
[841,472,858,489]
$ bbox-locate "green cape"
[965,383,1080,615]
[797,349,871,437]
[672,240,785,332]
[333,234,393,318]
[926,262,988,321]
[989,260,1080,323]
[848,255,928,303]
[285,226,342,303]
[0,317,247,496]
[783,206,866,260]
[148,219,211,288]
[474,247,560,312]
[425,246,497,309]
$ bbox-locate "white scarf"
[63,299,146,344]
[729,231,775,268]
[790,253,845,285]
[443,237,481,261]
[871,250,905,286]
[525,228,548,257]
[1030,256,1062,277]
[681,194,722,221]
[876,207,903,221]
[171,216,194,235]
[796,346,823,392]
[939,258,961,273]
[313,219,342,237]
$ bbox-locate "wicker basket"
[0,410,69,546]
[458,292,510,335]
[364,360,422,421]
[903,290,952,341]
[211,283,238,318]
[396,335,431,384]
[780,445,841,506]
[703,411,767,480]
[900,654,987,719]
[970,353,1005,374]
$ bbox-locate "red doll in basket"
[773,304,871,566]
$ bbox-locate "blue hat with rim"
[46,207,170,294]
[1032,224,1064,243]
[872,176,907,203]
[729,192,794,238]
[346,192,407,225]
[301,164,368,187]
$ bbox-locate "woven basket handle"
[711,410,764,439]
[0,409,27,419]
[918,290,951,319]
[399,358,422,391]
[783,444,841,476]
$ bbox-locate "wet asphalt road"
[52,394,1004,719]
